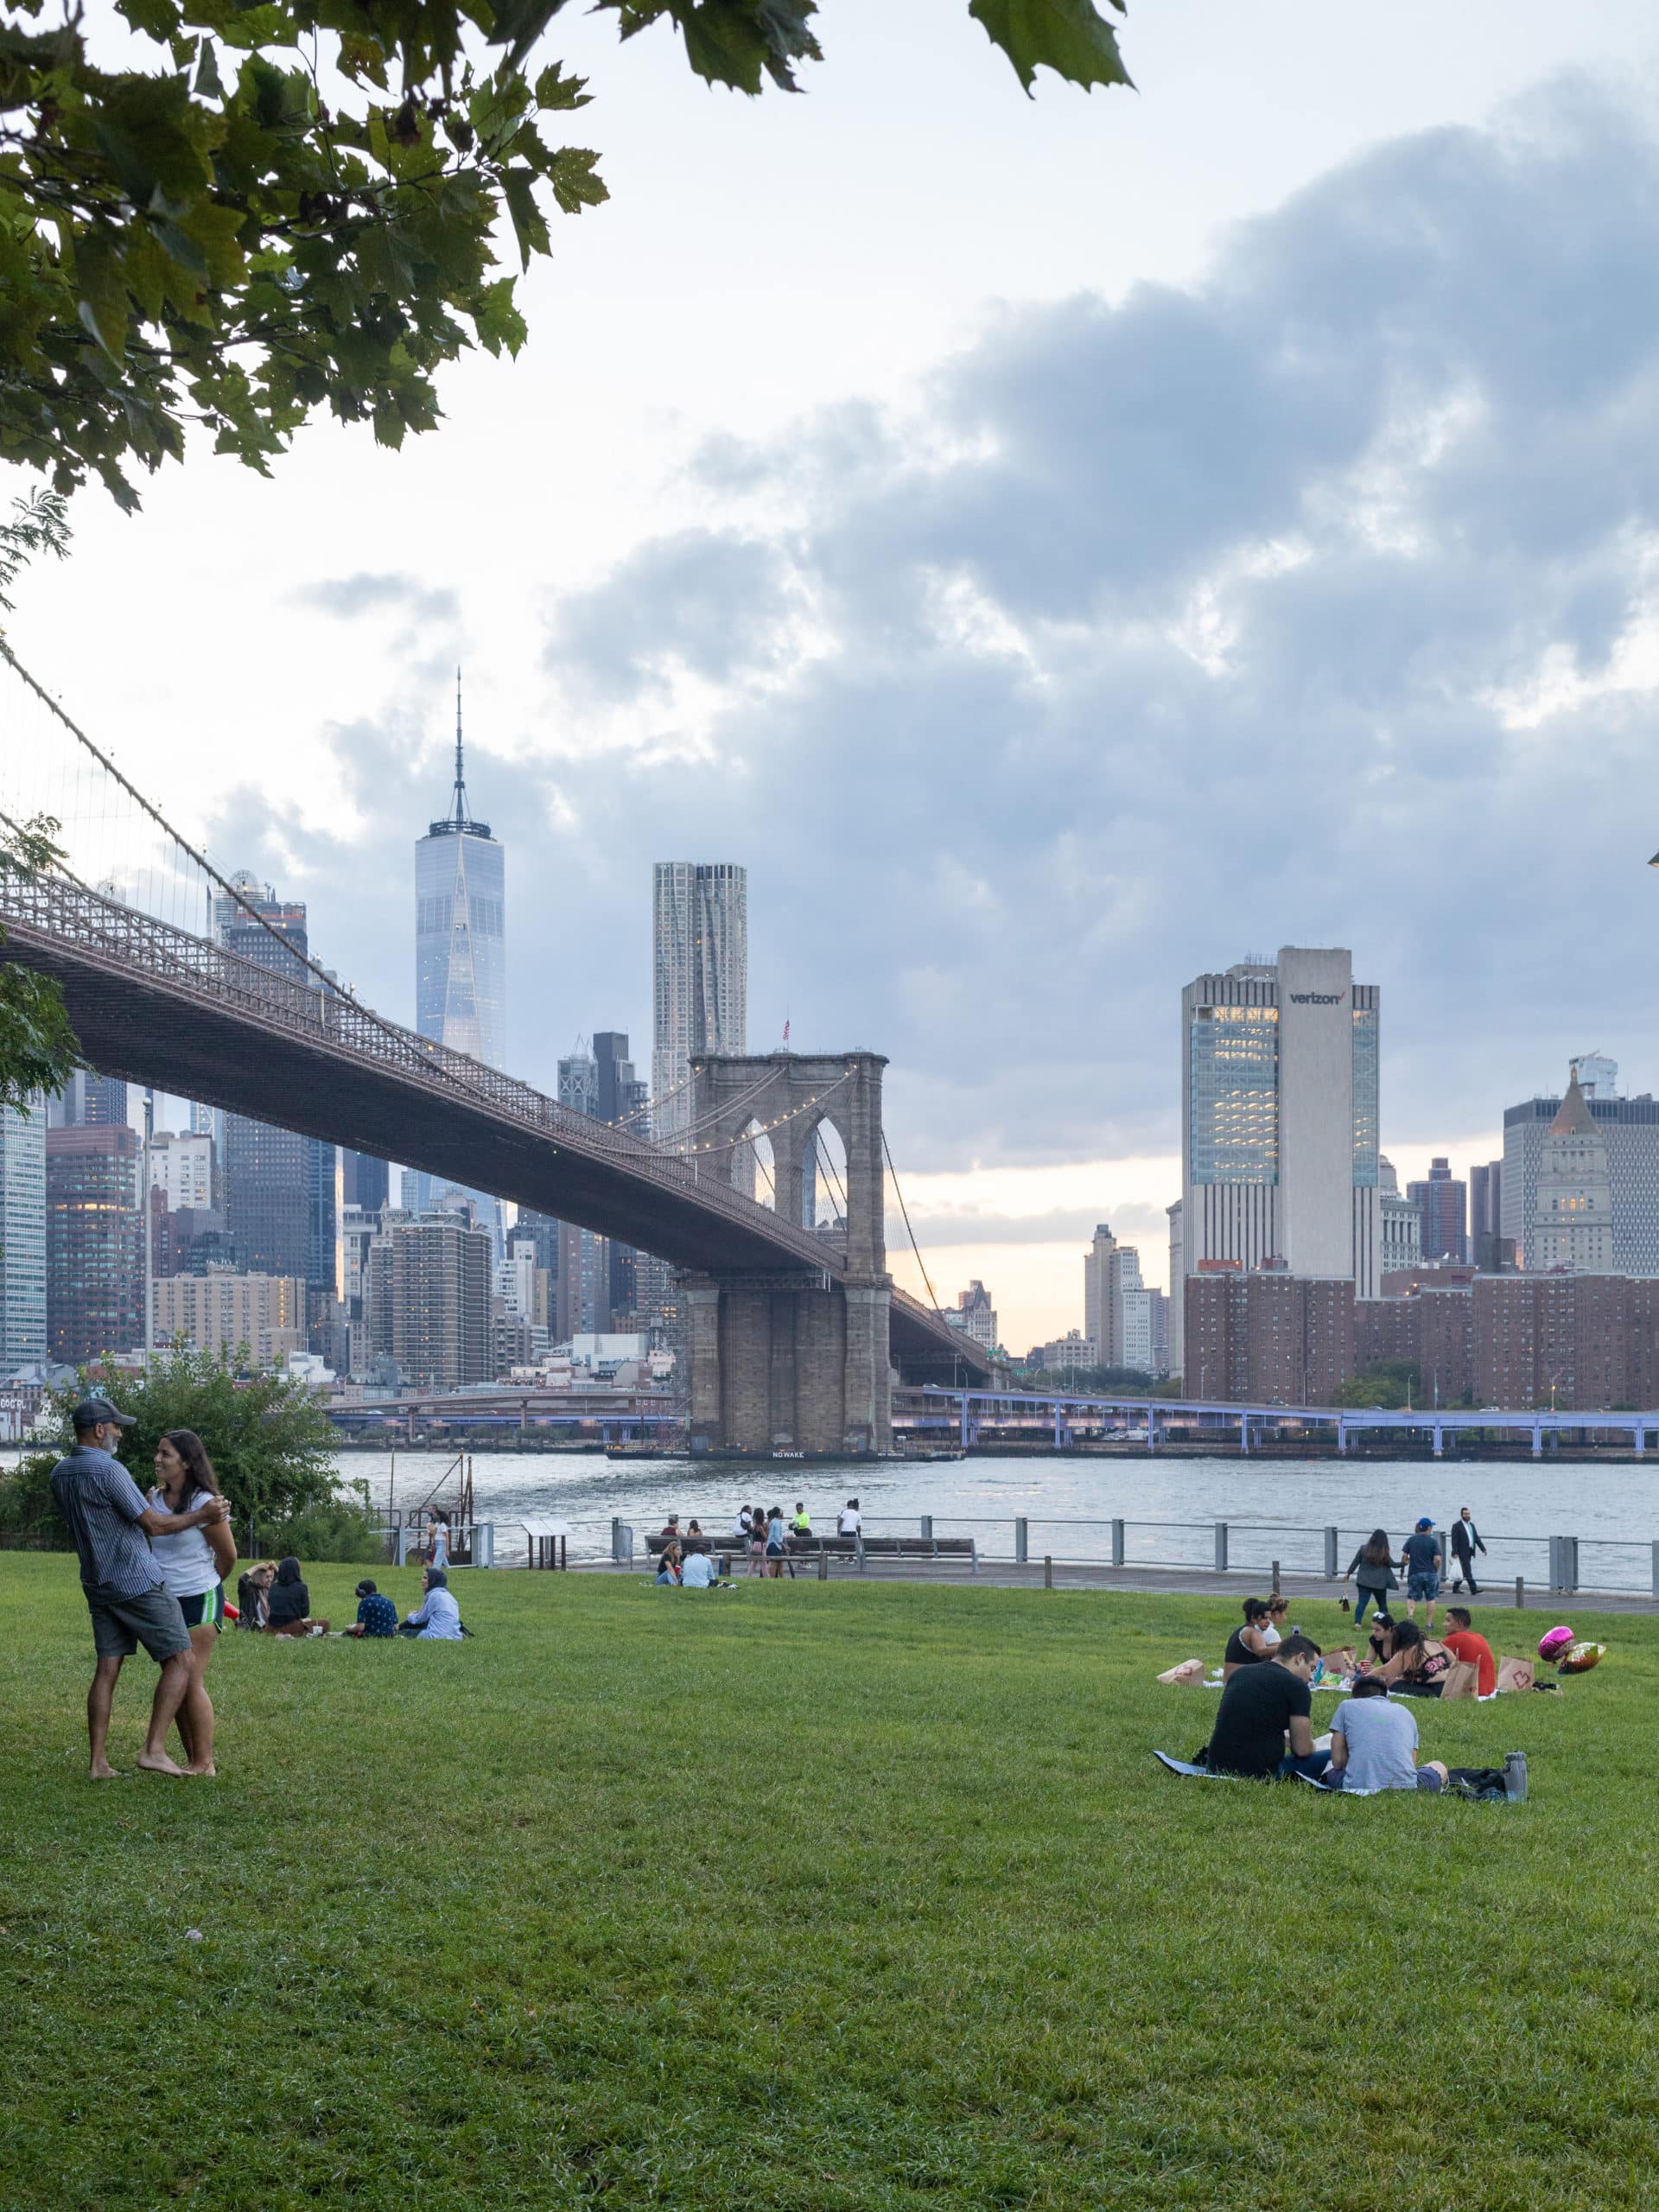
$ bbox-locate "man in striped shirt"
[50,1396,232,1780]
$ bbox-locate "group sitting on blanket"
[1204,1600,1503,1789]
[1205,1632,1449,1789]
[1224,1594,1496,1698]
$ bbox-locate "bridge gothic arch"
[684,1052,891,1455]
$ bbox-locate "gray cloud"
[293,573,460,624]
[238,73,1659,1203]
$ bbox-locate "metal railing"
[480,1512,1659,1596]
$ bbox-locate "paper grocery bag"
[1496,1656,1535,1694]
[1157,1658,1207,1685]
[1439,1656,1479,1700]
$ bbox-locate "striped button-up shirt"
[50,1445,158,1596]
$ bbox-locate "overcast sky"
[12,2,1659,1345]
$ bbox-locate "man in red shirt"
[1443,1606,1497,1697]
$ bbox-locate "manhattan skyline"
[8,9,1659,1346]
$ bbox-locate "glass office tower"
[412,673,506,1244]
[1174,947,1381,1372]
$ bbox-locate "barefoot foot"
[137,1750,186,1777]
[88,1762,124,1781]
[183,1762,217,1777]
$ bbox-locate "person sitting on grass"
[265,1556,322,1636]
[1222,1598,1273,1679]
[656,1541,683,1586]
[1261,1595,1290,1648]
[237,1562,276,1630]
[682,1549,718,1589]
[1442,1606,1497,1697]
[1205,1633,1330,1782]
[1362,1619,1451,1695]
[1327,1675,1449,1793]
[348,1580,398,1638]
[403,1567,463,1639]
[1365,1613,1397,1669]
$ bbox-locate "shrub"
[0,1343,342,1548]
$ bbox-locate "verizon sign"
[1287,992,1344,1005]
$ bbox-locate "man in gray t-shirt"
[50,1396,230,1780]
[1329,1678,1447,1793]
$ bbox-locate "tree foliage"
[0,0,1131,509]
[1332,1358,1421,1410]
[0,810,85,1109]
[0,1341,347,1550]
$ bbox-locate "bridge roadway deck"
[572,1558,1656,1611]
[0,873,986,1379]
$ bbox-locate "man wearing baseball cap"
[1398,1516,1444,1630]
[50,1395,232,1779]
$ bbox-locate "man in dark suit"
[1449,1506,1486,1595]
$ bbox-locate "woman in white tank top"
[149,1430,237,1776]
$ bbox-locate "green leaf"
[500,168,550,271]
[532,60,592,111]
[194,36,223,99]
[967,0,1133,97]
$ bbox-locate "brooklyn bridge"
[0,666,992,1457]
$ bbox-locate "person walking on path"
[1449,1507,1485,1596]
[50,1395,231,1781]
[1343,1529,1400,1626]
[1399,1517,1444,1628]
[147,1428,237,1776]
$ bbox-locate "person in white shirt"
[837,1497,861,1537]
[148,1428,238,1776]
[404,1567,464,1640]
[682,1551,717,1589]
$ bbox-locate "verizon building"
[1173,946,1380,1373]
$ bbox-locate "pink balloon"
[1537,1624,1574,1662]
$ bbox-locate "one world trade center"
[411,671,506,1248]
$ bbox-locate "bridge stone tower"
[682,1051,892,1457]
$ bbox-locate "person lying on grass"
[1327,1675,1449,1794]
[1205,1633,1330,1782]
[403,1567,464,1639]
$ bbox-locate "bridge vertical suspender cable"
[882,1131,944,1319]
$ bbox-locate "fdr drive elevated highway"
[0,872,989,1439]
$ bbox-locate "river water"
[342,1450,1659,1592]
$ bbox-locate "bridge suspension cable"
[882,1131,944,1321]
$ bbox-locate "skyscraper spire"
[452,664,469,828]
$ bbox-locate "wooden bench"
[641,1533,979,1575]
[857,1535,979,1573]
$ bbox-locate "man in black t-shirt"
[1205,1634,1328,1781]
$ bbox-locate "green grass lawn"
[0,1559,1652,2211]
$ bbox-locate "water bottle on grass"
[1503,1751,1529,1802]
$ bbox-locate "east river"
[340,1449,1659,1591]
